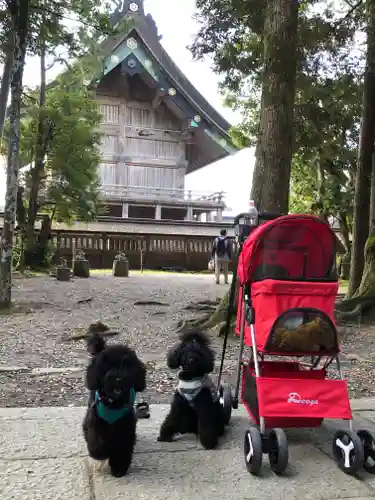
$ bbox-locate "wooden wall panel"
[100,134,118,160]
[125,165,183,189]
[99,163,117,185]
[96,96,188,196]
[99,163,128,185]
[154,107,180,130]
[99,103,119,124]
[123,137,183,160]
[125,106,152,127]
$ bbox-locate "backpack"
[216,237,228,257]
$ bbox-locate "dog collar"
[95,388,136,424]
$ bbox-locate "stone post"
[113,252,129,277]
[73,250,90,278]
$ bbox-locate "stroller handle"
[233,211,282,225]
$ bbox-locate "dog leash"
[216,245,242,392]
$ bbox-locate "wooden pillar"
[186,205,193,221]
[155,204,162,220]
[122,203,129,218]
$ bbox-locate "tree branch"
[336,0,364,27]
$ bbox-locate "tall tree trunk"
[317,162,329,222]
[347,0,375,298]
[25,41,47,248]
[202,0,300,334]
[0,0,30,309]
[338,211,351,280]
[250,0,299,214]
[0,34,14,142]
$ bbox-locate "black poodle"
[157,329,225,449]
[82,333,147,477]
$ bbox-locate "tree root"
[134,301,170,306]
[183,304,216,312]
[77,297,93,304]
[209,318,237,337]
[176,292,237,337]
[177,314,211,334]
[62,329,119,342]
[335,296,375,321]
[183,298,221,312]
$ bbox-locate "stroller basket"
[257,377,352,420]
[242,361,352,429]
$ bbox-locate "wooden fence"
[52,232,235,271]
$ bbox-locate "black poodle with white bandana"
[157,329,225,449]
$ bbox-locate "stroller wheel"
[244,428,263,475]
[268,428,289,475]
[357,429,375,474]
[219,383,232,425]
[332,429,364,475]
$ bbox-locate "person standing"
[211,229,232,284]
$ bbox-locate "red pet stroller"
[219,214,375,477]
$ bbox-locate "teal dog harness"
[95,388,136,424]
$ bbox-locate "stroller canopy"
[238,215,337,285]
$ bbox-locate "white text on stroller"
[287,392,318,406]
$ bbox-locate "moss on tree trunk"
[336,230,375,319]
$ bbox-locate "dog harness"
[177,375,217,403]
[94,387,136,424]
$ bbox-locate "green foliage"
[192,0,363,221]
[0,0,114,55]
[0,0,118,229]
[18,75,102,224]
[11,242,22,270]
[290,71,360,219]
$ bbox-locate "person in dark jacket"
[211,229,232,284]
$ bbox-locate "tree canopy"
[18,68,102,224]
[191,0,363,235]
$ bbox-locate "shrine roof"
[98,0,238,167]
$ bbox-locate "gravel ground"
[0,273,238,407]
[0,273,374,407]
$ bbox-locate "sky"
[0,0,255,215]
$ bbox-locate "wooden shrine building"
[95,0,237,223]
[0,0,239,271]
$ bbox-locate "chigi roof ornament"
[110,0,161,40]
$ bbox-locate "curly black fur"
[82,333,146,477]
[158,329,225,449]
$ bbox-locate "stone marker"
[74,250,90,278]
[112,251,129,277]
[56,257,71,281]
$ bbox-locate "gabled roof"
[99,0,237,170]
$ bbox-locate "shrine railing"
[100,185,226,206]
[50,232,236,271]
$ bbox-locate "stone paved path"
[2,400,375,500]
